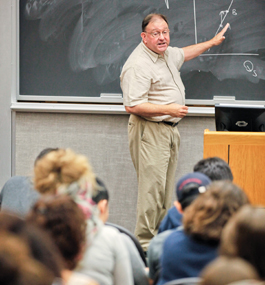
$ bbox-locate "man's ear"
[174,200,183,214]
[141,32,147,44]
[97,199,108,214]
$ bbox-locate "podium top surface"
[204,129,265,145]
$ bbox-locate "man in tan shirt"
[120,13,229,251]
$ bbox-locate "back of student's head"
[220,205,265,279]
[0,232,55,285]
[0,211,63,278]
[27,195,87,270]
[34,147,59,165]
[193,157,233,181]
[33,148,102,246]
[92,177,109,204]
[34,148,96,195]
[200,256,260,285]
[183,181,249,242]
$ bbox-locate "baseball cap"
[176,172,211,209]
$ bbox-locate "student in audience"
[225,281,263,285]
[0,147,58,216]
[27,195,98,285]
[33,148,134,285]
[220,205,265,280]
[148,172,211,284]
[0,211,64,283]
[157,181,249,285]
[92,177,149,285]
[0,232,55,285]
[158,156,233,234]
[193,156,233,181]
[0,232,57,285]
[200,256,260,285]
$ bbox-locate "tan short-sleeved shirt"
[120,42,185,123]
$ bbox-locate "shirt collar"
[141,41,168,62]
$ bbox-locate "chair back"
[164,277,202,285]
[105,222,147,266]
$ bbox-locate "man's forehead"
[147,16,168,28]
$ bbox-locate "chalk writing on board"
[20,0,265,100]
[243,60,258,78]
[232,9,237,16]
[215,0,234,35]
[182,0,265,85]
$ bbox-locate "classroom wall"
[15,112,215,232]
[0,0,12,188]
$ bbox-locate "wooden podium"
[203,129,265,205]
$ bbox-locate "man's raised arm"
[183,23,230,62]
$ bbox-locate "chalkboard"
[19,0,265,104]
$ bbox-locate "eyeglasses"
[144,30,170,38]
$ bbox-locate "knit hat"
[176,172,211,209]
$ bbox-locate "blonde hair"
[34,148,96,195]
[34,148,102,245]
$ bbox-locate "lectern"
[203,129,265,205]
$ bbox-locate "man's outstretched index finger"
[219,23,230,38]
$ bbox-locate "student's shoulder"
[101,224,121,236]
[3,175,30,185]
[1,176,32,194]
[164,227,185,245]
[152,229,175,246]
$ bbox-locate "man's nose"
[158,32,165,39]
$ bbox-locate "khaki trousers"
[128,114,180,251]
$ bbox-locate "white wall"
[0,0,12,188]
